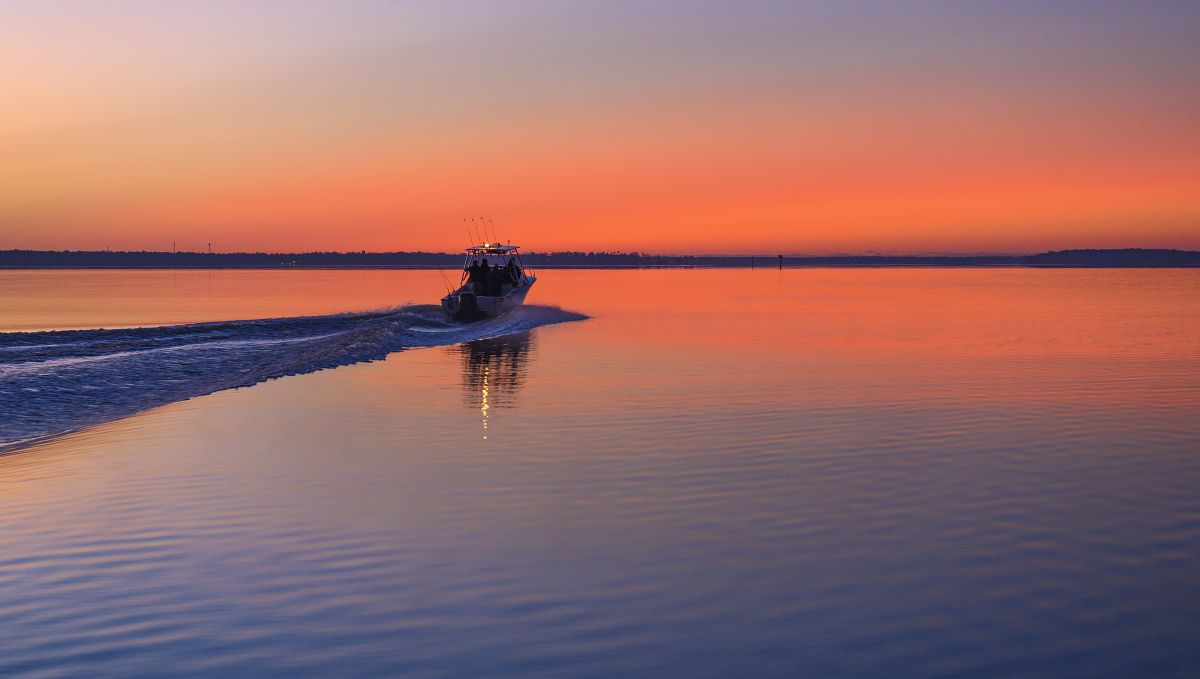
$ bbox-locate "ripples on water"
[0,305,585,451]
[0,269,1198,677]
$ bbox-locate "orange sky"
[2,1,1197,254]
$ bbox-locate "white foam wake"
[0,305,586,451]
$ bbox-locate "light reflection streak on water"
[481,364,489,440]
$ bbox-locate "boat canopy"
[465,244,520,255]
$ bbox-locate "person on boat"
[486,264,502,296]
[475,258,489,293]
[506,258,520,284]
[464,259,478,291]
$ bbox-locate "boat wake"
[0,305,586,452]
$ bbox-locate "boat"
[441,243,536,321]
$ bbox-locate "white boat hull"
[441,275,536,321]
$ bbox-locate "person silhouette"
[467,259,483,291]
[486,263,501,296]
[478,258,490,294]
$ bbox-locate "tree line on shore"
[1,248,1197,268]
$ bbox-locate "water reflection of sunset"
[2,267,1197,675]
[455,333,535,440]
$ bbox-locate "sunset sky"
[2,0,1198,254]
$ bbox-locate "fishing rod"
[468,217,483,245]
[481,216,493,244]
[436,266,453,294]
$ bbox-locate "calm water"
[1,268,1198,677]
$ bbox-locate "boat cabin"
[459,244,529,297]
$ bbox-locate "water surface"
[1,268,1197,677]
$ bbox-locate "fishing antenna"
[471,217,484,245]
[488,218,497,244]
[464,218,474,246]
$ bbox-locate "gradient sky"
[2,0,1198,254]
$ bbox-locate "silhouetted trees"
[1,248,1196,269]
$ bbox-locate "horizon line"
[5,246,1199,258]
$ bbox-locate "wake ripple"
[0,305,586,451]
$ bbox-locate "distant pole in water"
[778,254,783,269]
[751,255,755,269]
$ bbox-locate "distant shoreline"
[1,248,1198,270]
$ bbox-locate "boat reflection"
[455,332,535,439]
